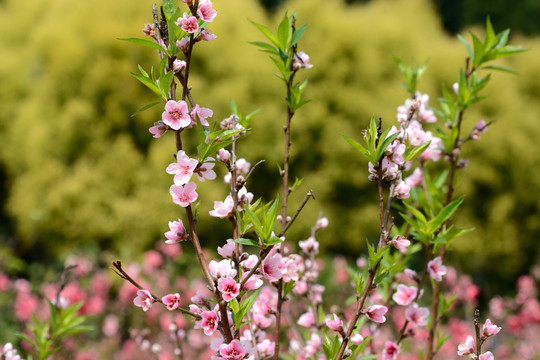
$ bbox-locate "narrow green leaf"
[130,72,163,97]
[480,65,518,74]
[291,23,307,46]
[132,101,162,117]
[403,202,427,226]
[163,0,176,16]
[119,37,167,53]
[249,41,279,55]
[427,196,464,235]
[249,20,279,48]
[229,298,240,314]
[264,236,283,247]
[236,289,260,328]
[277,14,291,50]
[376,131,400,162]
[233,237,260,247]
[403,140,431,162]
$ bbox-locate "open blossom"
[165,219,189,243]
[170,182,198,207]
[261,253,283,282]
[237,186,253,210]
[133,289,153,312]
[197,0,217,22]
[405,303,429,327]
[196,158,216,181]
[176,37,189,52]
[292,51,313,70]
[479,351,494,360]
[218,339,247,360]
[217,239,235,258]
[167,150,198,185]
[389,235,410,253]
[201,310,219,335]
[394,180,411,199]
[240,273,263,290]
[299,236,319,254]
[217,277,240,302]
[176,13,198,33]
[482,318,501,337]
[199,28,217,41]
[1,343,22,360]
[366,304,388,323]
[457,336,475,356]
[405,167,423,187]
[298,311,315,328]
[325,313,343,332]
[162,293,181,311]
[209,195,234,218]
[382,341,400,360]
[392,284,417,306]
[350,333,364,345]
[190,104,213,127]
[428,256,447,282]
[209,259,237,279]
[162,100,191,130]
[149,120,168,138]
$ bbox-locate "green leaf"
[249,20,279,48]
[291,24,307,46]
[229,298,240,314]
[264,236,283,246]
[159,70,175,96]
[480,65,518,74]
[376,130,400,162]
[233,237,260,247]
[341,134,369,158]
[277,14,291,51]
[403,140,431,162]
[130,72,163,98]
[163,0,177,16]
[249,41,279,55]
[262,197,279,241]
[235,290,260,329]
[131,101,162,117]
[119,37,167,53]
[426,197,464,235]
[403,202,427,226]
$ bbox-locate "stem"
[474,308,482,356]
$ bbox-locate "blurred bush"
[0,0,538,296]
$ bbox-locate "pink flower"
[190,104,214,127]
[176,13,198,33]
[366,304,388,323]
[197,0,217,22]
[428,256,447,282]
[217,239,235,258]
[162,100,191,130]
[149,120,168,138]
[482,318,501,337]
[405,167,423,187]
[217,277,240,302]
[292,51,313,70]
[209,259,237,279]
[173,59,186,73]
[162,293,181,311]
[142,23,155,36]
[394,180,411,199]
[389,235,410,253]
[262,253,283,282]
[392,284,417,306]
[382,341,400,360]
[201,310,219,335]
[479,351,494,360]
[457,336,475,356]
[170,182,198,207]
[297,311,315,328]
[217,149,231,162]
[236,186,253,210]
[350,333,364,345]
[199,28,217,41]
[315,217,329,229]
[195,158,216,181]
[218,340,247,360]
[166,150,198,185]
[298,236,319,254]
[133,289,153,312]
[240,273,263,291]
[165,219,189,243]
[209,195,234,218]
[325,313,343,332]
[405,303,429,327]
[471,120,488,140]
[176,37,189,52]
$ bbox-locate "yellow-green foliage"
[0,0,538,285]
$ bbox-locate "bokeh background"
[1,0,539,303]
